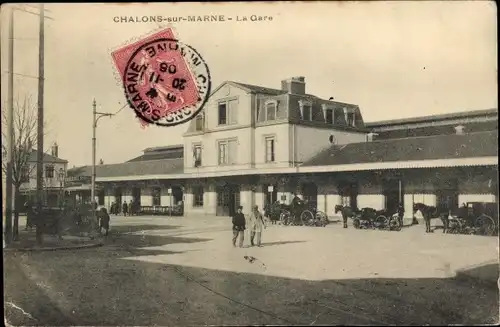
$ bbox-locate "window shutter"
[229,100,238,124]
[228,140,238,164]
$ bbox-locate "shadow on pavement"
[4,230,499,326]
[259,241,306,247]
[109,224,181,234]
[455,261,499,286]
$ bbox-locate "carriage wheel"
[448,218,463,234]
[300,210,315,226]
[353,218,361,229]
[388,216,402,231]
[315,211,328,226]
[280,211,290,226]
[476,214,496,236]
[375,216,387,229]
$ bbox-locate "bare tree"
[1,95,50,240]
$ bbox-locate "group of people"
[110,200,139,216]
[231,205,267,248]
[262,193,306,225]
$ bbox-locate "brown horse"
[335,205,359,228]
[413,203,450,233]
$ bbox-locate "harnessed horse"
[413,203,450,233]
[335,205,359,228]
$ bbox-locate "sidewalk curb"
[3,241,104,253]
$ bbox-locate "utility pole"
[92,99,113,227]
[36,3,45,244]
[4,7,15,245]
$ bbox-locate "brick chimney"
[281,76,306,95]
[51,142,58,157]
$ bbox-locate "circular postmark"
[122,38,211,127]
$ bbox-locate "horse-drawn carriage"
[447,202,498,236]
[271,200,328,227]
[335,205,403,231]
[413,201,498,236]
[352,207,403,231]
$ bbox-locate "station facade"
[68,77,499,219]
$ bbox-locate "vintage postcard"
[2,1,498,326]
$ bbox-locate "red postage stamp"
[111,28,211,127]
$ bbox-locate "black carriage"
[278,201,328,227]
[448,202,498,236]
[352,207,403,231]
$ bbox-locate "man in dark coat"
[122,201,128,216]
[232,206,246,248]
[290,193,303,223]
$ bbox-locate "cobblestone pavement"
[4,215,499,326]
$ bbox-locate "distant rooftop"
[27,149,68,164]
[365,108,498,127]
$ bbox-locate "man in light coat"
[249,205,266,247]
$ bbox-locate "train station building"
[67,77,498,219]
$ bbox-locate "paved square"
[119,216,498,282]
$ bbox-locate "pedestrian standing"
[129,200,134,216]
[232,206,246,248]
[122,201,128,216]
[99,207,111,236]
[249,205,266,247]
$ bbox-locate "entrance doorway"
[171,186,183,205]
[97,189,105,206]
[263,184,278,209]
[383,179,404,214]
[338,181,358,210]
[436,179,458,212]
[114,188,122,207]
[216,184,240,216]
[302,182,318,209]
[132,187,141,206]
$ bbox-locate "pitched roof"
[228,81,287,95]
[68,158,184,178]
[303,131,498,167]
[128,146,184,162]
[365,108,498,127]
[27,149,68,164]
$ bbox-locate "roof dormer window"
[343,107,356,127]
[299,99,313,121]
[264,100,278,121]
[322,104,335,124]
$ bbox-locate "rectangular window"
[195,114,204,131]
[218,103,227,125]
[193,185,204,207]
[218,142,228,165]
[325,109,334,124]
[302,105,312,121]
[152,187,161,206]
[265,137,275,163]
[218,100,238,125]
[347,112,355,127]
[45,165,54,178]
[193,144,202,167]
[218,139,238,165]
[266,102,277,121]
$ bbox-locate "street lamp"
[91,99,113,226]
[58,167,64,207]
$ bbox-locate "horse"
[335,205,359,228]
[413,203,450,233]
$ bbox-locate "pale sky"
[1,1,497,167]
